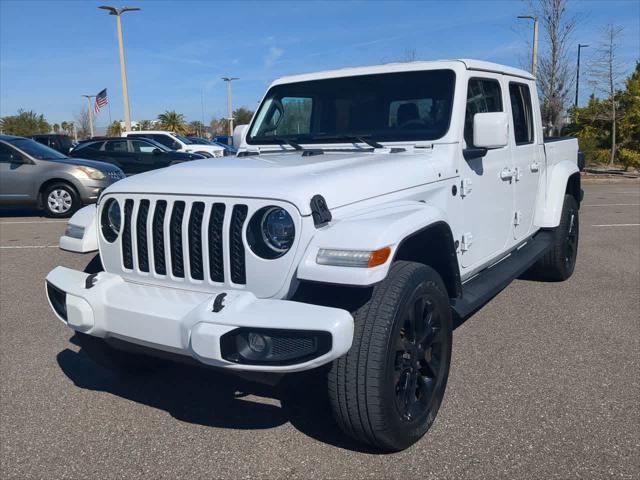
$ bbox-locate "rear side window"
[464,78,503,147]
[509,83,534,145]
[105,140,128,152]
[151,134,175,148]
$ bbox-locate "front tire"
[43,182,80,218]
[328,261,453,451]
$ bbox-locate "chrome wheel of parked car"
[43,183,79,218]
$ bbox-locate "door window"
[509,83,534,145]
[105,140,128,152]
[464,78,503,147]
[131,140,157,153]
[0,143,21,163]
[151,134,175,149]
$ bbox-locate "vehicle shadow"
[0,206,47,218]
[55,335,377,453]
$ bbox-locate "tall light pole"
[518,15,539,77]
[99,5,140,132]
[575,44,589,108]
[222,77,239,137]
[81,95,96,138]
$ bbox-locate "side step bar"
[451,231,554,321]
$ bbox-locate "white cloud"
[264,46,284,68]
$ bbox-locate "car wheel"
[43,182,79,218]
[328,261,453,451]
[526,194,579,281]
[195,151,213,158]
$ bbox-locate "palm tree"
[157,111,186,134]
[0,110,50,136]
[138,119,154,130]
[52,123,60,133]
[107,121,122,137]
[188,120,204,137]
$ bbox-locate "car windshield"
[9,138,68,160]
[247,69,456,146]
[175,134,193,144]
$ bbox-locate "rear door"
[508,81,542,240]
[102,139,136,174]
[459,75,514,269]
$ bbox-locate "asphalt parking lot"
[1,182,638,479]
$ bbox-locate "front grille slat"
[136,200,150,272]
[122,199,134,269]
[230,205,248,285]
[188,202,205,280]
[208,203,226,282]
[170,201,186,278]
[152,200,167,275]
[114,197,254,286]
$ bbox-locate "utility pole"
[99,5,140,132]
[82,95,96,138]
[222,77,239,137]
[518,15,539,77]
[575,44,589,108]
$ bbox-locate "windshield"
[247,69,455,146]
[9,138,67,160]
[175,134,193,144]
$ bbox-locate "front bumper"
[45,267,354,372]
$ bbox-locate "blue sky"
[1,0,638,128]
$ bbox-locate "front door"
[129,139,167,173]
[508,81,543,241]
[102,139,136,174]
[0,142,36,204]
[459,75,514,270]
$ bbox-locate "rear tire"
[42,182,80,218]
[526,194,579,281]
[328,261,453,451]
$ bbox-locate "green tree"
[188,120,205,137]
[138,119,154,130]
[0,109,51,136]
[157,110,186,134]
[107,121,123,137]
[233,107,254,126]
[617,62,640,170]
[52,123,60,133]
[209,117,227,136]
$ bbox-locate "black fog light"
[46,282,67,321]
[221,328,332,366]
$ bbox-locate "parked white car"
[47,60,582,451]
[122,130,224,158]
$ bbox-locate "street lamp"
[81,95,96,138]
[518,15,539,77]
[99,5,140,132]
[575,44,589,108]
[222,77,239,137]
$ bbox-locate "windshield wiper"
[308,134,384,149]
[272,137,303,151]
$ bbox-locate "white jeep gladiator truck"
[46,60,582,451]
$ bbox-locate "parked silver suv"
[0,135,125,217]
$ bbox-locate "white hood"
[104,148,447,216]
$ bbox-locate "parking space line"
[0,245,58,249]
[583,203,640,207]
[592,224,640,227]
[0,220,66,224]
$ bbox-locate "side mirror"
[473,112,509,149]
[0,152,25,164]
[171,141,180,150]
[233,124,248,149]
[152,148,162,155]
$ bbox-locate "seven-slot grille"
[117,198,248,284]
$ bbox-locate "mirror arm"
[463,147,488,161]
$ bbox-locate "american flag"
[94,88,108,114]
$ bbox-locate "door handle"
[500,168,514,180]
[530,162,540,172]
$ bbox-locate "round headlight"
[248,206,295,259]
[101,198,121,242]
